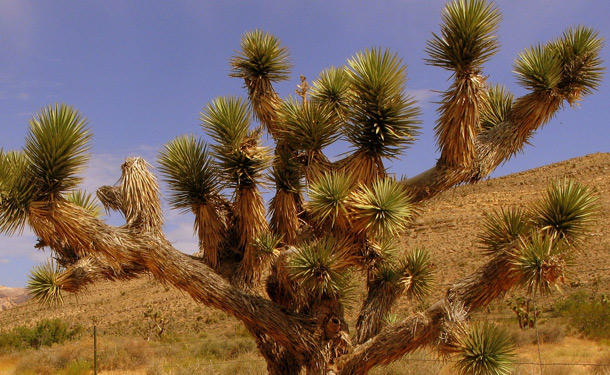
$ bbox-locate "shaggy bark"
[403,93,562,202]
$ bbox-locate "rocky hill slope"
[0,153,608,335]
[0,286,30,312]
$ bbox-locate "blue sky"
[1,0,608,287]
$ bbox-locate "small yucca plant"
[308,171,354,231]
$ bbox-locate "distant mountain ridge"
[0,286,30,311]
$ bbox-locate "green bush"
[0,318,82,351]
[553,292,610,339]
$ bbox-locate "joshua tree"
[0,0,603,374]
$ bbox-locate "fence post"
[93,325,98,375]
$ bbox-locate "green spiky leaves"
[158,135,222,211]
[513,234,567,296]
[515,26,604,101]
[533,179,598,247]
[65,191,102,218]
[514,44,563,92]
[25,104,91,198]
[350,178,415,238]
[479,207,531,254]
[402,248,435,301]
[27,260,64,306]
[308,171,354,230]
[454,322,515,375]
[346,48,420,159]
[230,29,292,82]
[201,96,271,188]
[288,237,354,300]
[426,0,501,72]
[481,85,514,130]
[311,66,353,119]
[0,151,35,234]
[277,97,342,154]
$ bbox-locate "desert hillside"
[0,153,608,334]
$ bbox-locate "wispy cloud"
[406,89,438,108]
[0,258,9,264]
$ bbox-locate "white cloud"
[0,258,8,264]
[406,89,438,107]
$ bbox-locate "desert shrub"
[194,336,257,360]
[98,338,153,370]
[553,292,610,339]
[591,352,610,375]
[63,359,92,375]
[0,318,82,351]
[538,322,565,344]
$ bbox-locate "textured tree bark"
[402,93,562,202]
[338,251,521,374]
[28,200,320,365]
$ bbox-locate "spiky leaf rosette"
[454,322,515,375]
[201,96,272,189]
[65,191,102,219]
[514,44,563,92]
[345,48,421,159]
[0,151,35,234]
[288,237,355,301]
[277,96,341,161]
[401,248,435,301]
[310,66,353,121]
[308,171,354,231]
[481,84,514,130]
[513,234,567,296]
[158,136,227,265]
[24,104,91,199]
[426,0,500,167]
[349,178,415,238]
[158,135,223,211]
[27,260,64,306]
[230,30,292,134]
[532,178,598,247]
[551,26,604,104]
[426,0,501,72]
[479,207,531,255]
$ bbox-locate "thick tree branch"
[338,252,520,374]
[402,92,562,202]
[27,200,319,363]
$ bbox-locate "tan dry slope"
[0,153,608,332]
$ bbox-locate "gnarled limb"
[27,199,319,364]
[338,252,520,375]
[402,93,562,202]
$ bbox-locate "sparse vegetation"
[553,291,610,339]
[0,319,81,351]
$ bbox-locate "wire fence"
[85,314,610,375]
